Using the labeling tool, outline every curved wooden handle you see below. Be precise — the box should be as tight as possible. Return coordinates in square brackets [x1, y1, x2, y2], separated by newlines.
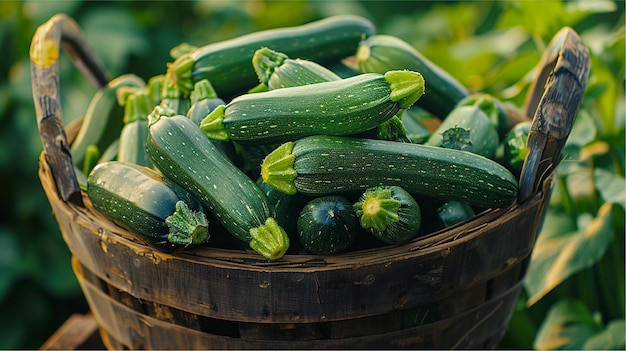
[518, 27, 590, 202]
[31, 14, 110, 205]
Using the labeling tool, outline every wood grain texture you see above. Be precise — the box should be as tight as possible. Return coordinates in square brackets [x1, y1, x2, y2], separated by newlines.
[519, 27, 591, 201]
[30, 14, 109, 205]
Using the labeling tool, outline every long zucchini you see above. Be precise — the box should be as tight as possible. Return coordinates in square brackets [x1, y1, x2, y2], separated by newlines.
[200, 70, 424, 145]
[167, 15, 376, 98]
[146, 113, 289, 260]
[261, 135, 518, 208]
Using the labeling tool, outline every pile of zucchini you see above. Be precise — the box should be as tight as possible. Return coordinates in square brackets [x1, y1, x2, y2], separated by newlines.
[76, 15, 529, 260]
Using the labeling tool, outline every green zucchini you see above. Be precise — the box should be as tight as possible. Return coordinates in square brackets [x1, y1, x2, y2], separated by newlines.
[401, 108, 432, 144]
[356, 34, 469, 119]
[354, 186, 421, 244]
[457, 93, 509, 139]
[497, 120, 531, 176]
[297, 195, 360, 255]
[160, 73, 191, 116]
[200, 70, 425, 145]
[258, 179, 309, 243]
[251, 47, 410, 143]
[252, 47, 342, 90]
[187, 79, 226, 126]
[426, 105, 499, 159]
[261, 135, 518, 208]
[146, 113, 289, 260]
[86, 161, 209, 251]
[167, 15, 376, 98]
[436, 200, 476, 227]
[117, 91, 153, 167]
[71, 74, 145, 168]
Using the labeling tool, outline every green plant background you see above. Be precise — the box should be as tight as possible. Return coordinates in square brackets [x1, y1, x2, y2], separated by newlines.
[1, 1, 623, 349]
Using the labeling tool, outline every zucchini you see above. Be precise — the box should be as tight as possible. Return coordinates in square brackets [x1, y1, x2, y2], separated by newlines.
[261, 135, 518, 208]
[426, 105, 499, 159]
[146, 113, 289, 260]
[187, 79, 225, 125]
[86, 161, 209, 251]
[167, 15, 376, 98]
[498, 120, 531, 176]
[258, 179, 309, 244]
[71, 74, 145, 168]
[186, 79, 236, 161]
[354, 186, 421, 244]
[356, 34, 469, 118]
[400, 108, 432, 144]
[200, 70, 425, 145]
[251, 47, 410, 143]
[146, 74, 166, 106]
[297, 195, 360, 255]
[457, 93, 509, 139]
[436, 200, 476, 227]
[252, 47, 341, 90]
[160, 73, 191, 116]
[117, 91, 153, 167]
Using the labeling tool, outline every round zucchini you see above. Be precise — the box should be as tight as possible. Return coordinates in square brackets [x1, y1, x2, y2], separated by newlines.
[354, 186, 421, 244]
[297, 195, 360, 255]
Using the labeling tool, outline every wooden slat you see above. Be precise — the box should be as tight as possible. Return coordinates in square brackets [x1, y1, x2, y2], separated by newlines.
[40, 313, 105, 350]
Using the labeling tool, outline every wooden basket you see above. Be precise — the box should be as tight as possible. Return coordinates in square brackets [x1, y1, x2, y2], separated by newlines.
[32, 14, 590, 350]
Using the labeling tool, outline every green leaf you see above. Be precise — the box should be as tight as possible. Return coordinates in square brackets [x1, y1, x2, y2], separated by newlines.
[525, 203, 615, 306]
[534, 299, 601, 350]
[583, 319, 626, 350]
[566, 111, 598, 148]
[594, 168, 626, 211]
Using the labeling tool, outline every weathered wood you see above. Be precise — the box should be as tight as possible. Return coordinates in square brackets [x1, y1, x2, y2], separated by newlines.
[73, 259, 523, 349]
[40, 313, 104, 350]
[30, 14, 109, 205]
[519, 27, 591, 201]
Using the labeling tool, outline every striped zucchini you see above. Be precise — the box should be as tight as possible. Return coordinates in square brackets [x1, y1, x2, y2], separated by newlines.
[200, 70, 424, 144]
[146, 113, 289, 260]
[356, 34, 469, 119]
[167, 15, 376, 98]
[252, 47, 410, 143]
[261, 135, 518, 208]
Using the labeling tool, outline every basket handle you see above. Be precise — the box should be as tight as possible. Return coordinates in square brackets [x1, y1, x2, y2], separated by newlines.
[31, 14, 110, 205]
[518, 27, 590, 203]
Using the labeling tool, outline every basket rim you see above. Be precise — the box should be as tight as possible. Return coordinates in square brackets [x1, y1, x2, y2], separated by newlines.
[40, 150, 546, 271]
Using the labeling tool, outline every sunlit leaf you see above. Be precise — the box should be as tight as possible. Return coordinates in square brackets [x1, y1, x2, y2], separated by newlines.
[567, 111, 598, 148]
[534, 299, 601, 350]
[525, 203, 615, 306]
[594, 168, 626, 210]
[583, 319, 626, 350]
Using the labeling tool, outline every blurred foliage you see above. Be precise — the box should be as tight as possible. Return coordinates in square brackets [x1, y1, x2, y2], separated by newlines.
[0, 0, 623, 349]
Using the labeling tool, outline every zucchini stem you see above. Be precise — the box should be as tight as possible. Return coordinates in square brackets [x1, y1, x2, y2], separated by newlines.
[354, 188, 401, 232]
[260, 142, 298, 195]
[199, 105, 230, 141]
[167, 54, 195, 95]
[252, 47, 288, 85]
[384, 70, 425, 109]
[165, 200, 210, 246]
[249, 217, 290, 260]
